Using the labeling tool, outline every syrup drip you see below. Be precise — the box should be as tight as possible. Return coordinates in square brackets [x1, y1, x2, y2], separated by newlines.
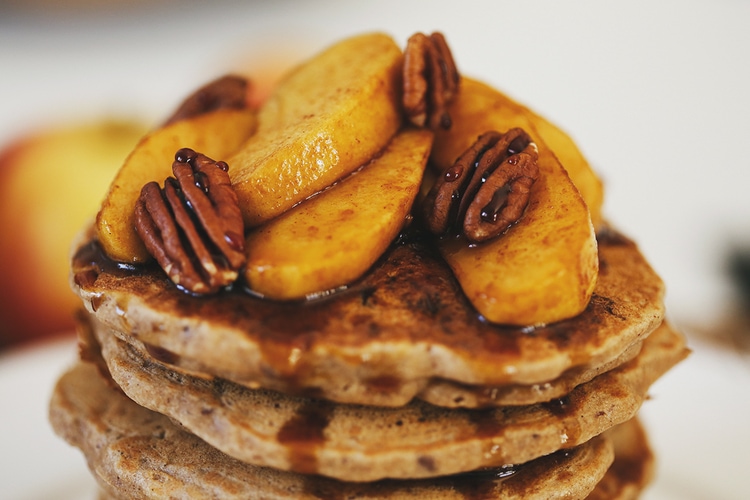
[365, 375, 403, 395]
[447, 465, 519, 499]
[72, 240, 149, 280]
[276, 399, 334, 474]
[467, 407, 504, 441]
[542, 394, 583, 446]
[144, 343, 180, 365]
[542, 395, 572, 416]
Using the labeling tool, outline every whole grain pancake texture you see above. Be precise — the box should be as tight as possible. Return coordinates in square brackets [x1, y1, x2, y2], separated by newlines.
[50, 31, 688, 499]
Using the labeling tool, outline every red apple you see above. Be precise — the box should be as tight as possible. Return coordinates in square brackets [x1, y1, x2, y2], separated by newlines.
[0, 54, 303, 350]
[0, 119, 146, 349]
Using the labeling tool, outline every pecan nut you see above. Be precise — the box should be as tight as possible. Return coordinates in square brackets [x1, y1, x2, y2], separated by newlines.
[403, 31, 460, 130]
[163, 75, 248, 126]
[134, 148, 246, 294]
[422, 128, 539, 243]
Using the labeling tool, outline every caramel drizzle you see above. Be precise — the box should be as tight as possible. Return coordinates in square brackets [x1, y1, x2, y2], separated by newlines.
[276, 399, 335, 474]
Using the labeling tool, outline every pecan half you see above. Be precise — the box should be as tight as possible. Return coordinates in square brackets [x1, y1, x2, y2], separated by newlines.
[422, 128, 539, 243]
[403, 32, 460, 130]
[163, 75, 248, 126]
[134, 148, 246, 294]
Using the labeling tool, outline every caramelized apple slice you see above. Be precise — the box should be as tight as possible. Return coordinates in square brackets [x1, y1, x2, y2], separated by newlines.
[228, 33, 404, 226]
[432, 77, 604, 229]
[432, 78, 598, 326]
[244, 128, 433, 300]
[96, 109, 257, 263]
[523, 109, 604, 230]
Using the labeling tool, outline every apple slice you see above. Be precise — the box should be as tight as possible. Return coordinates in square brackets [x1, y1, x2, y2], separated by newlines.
[432, 77, 604, 229]
[431, 78, 598, 326]
[96, 108, 257, 263]
[244, 128, 433, 300]
[522, 109, 604, 230]
[228, 32, 404, 227]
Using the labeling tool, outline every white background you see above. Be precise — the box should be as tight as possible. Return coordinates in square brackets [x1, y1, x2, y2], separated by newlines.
[1, 1, 749, 498]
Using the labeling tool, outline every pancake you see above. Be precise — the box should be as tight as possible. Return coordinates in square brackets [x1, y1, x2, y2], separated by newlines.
[71, 227, 665, 407]
[588, 418, 655, 500]
[417, 339, 643, 408]
[88, 313, 685, 481]
[90, 420, 655, 500]
[89, 312, 645, 409]
[50, 361, 616, 500]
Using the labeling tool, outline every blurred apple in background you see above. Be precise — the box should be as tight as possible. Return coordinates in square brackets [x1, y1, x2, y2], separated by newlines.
[0, 119, 146, 349]
[0, 48, 311, 351]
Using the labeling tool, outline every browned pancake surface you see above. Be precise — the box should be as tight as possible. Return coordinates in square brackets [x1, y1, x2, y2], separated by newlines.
[71, 229, 665, 407]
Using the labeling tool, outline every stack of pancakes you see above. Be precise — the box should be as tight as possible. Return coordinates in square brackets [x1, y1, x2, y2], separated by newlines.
[48, 30, 687, 500]
[50, 221, 687, 498]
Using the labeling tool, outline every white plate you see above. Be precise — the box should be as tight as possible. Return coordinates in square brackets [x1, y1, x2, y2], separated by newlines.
[0, 337, 98, 500]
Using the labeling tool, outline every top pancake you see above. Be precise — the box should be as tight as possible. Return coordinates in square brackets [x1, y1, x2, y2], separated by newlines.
[71, 227, 665, 407]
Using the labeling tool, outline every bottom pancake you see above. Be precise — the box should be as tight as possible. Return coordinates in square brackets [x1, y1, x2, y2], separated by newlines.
[51, 361, 615, 500]
[91, 419, 655, 500]
[91, 422, 655, 500]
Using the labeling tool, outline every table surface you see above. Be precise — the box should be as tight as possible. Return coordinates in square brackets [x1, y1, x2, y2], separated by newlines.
[1, 1, 749, 498]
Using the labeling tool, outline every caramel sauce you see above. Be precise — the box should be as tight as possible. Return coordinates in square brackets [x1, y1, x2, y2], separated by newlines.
[446, 465, 518, 499]
[298, 464, 519, 499]
[364, 375, 403, 395]
[90, 294, 104, 313]
[144, 343, 180, 366]
[541, 394, 583, 446]
[72, 240, 149, 281]
[466, 407, 504, 440]
[542, 395, 572, 416]
[276, 399, 334, 474]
